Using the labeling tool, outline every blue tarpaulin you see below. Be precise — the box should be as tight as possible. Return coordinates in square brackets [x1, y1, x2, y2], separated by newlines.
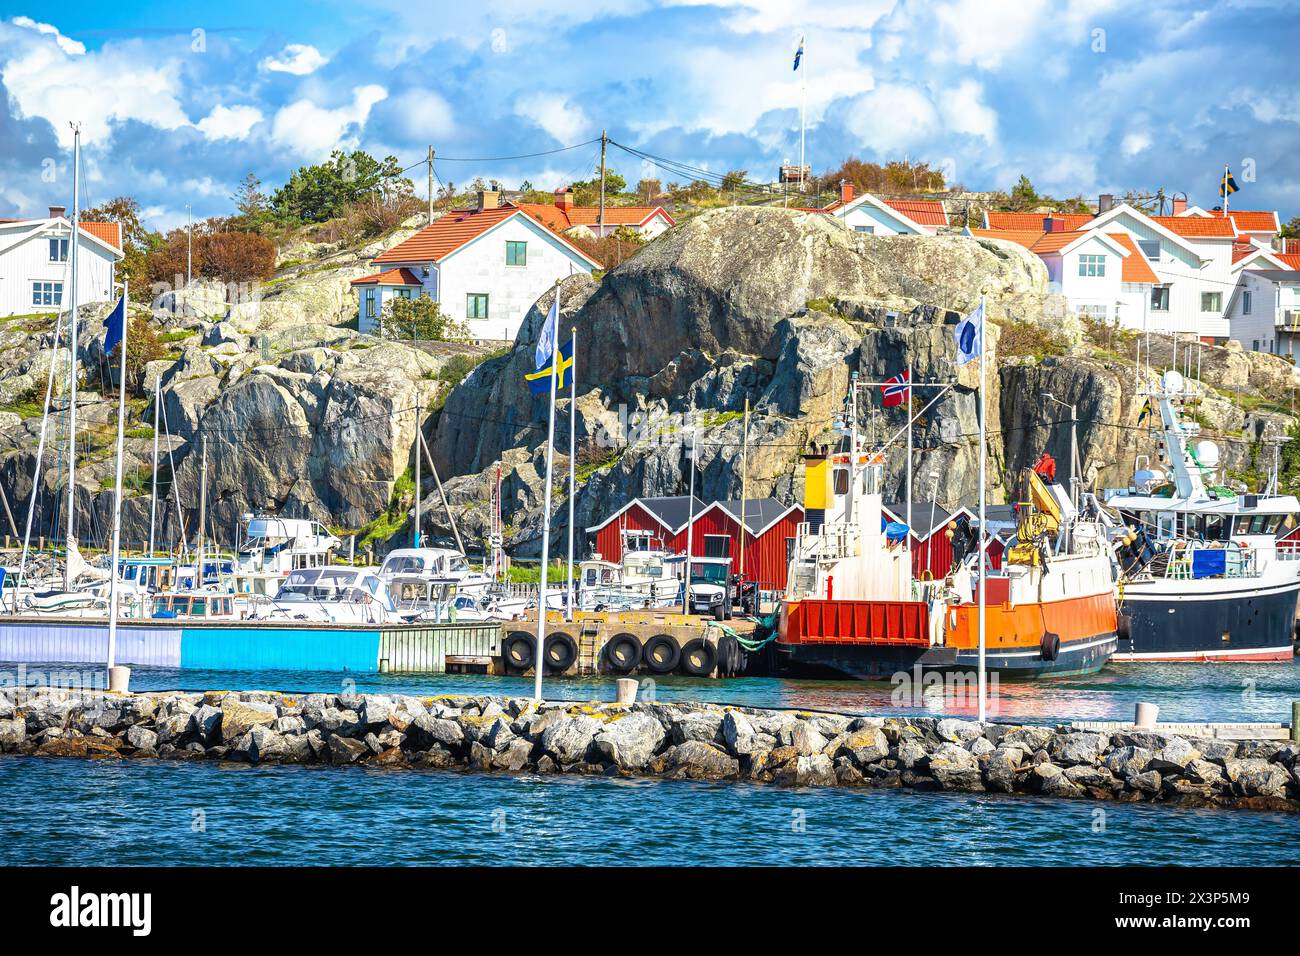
[1191, 549, 1227, 578]
[884, 521, 910, 543]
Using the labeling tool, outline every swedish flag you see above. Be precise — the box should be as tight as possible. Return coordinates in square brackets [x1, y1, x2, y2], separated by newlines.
[1220, 167, 1239, 198]
[1138, 397, 1154, 425]
[526, 337, 573, 395]
[793, 36, 804, 71]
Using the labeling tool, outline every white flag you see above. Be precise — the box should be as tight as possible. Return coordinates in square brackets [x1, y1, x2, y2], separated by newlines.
[535, 292, 559, 369]
[954, 300, 984, 366]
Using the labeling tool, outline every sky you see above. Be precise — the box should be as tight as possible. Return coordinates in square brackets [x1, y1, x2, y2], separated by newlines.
[2, 0, 1299, 231]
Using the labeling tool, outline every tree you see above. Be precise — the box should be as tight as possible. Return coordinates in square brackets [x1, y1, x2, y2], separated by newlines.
[636, 179, 662, 201]
[144, 227, 276, 288]
[721, 169, 749, 192]
[378, 295, 468, 341]
[84, 196, 154, 298]
[110, 314, 168, 394]
[816, 157, 948, 196]
[271, 150, 411, 223]
[1279, 216, 1300, 241]
[571, 169, 626, 206]
[1009, 175, 1040, 210]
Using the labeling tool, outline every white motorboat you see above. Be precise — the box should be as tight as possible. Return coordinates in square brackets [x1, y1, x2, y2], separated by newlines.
[231, 514, 341, 597]
[249, 566, 397, 625]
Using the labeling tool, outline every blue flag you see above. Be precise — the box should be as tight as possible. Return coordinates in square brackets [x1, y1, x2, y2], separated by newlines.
[526, 337, 573, 395]
[534, 291, 559, 370]
[954, 300, 984, 366]
[103, 293, 126, 357]
[793, 36, 804, 71]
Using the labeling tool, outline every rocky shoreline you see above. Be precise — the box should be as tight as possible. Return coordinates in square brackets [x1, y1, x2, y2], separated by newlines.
[1, 688, 1297, 811]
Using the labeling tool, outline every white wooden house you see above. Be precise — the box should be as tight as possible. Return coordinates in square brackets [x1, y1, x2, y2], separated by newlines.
[0, 206, 123, 317]
[352, 192, 601, 342]
[812, 183, 947, 236]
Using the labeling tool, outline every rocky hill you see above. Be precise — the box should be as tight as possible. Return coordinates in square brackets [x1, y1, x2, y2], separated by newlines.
[1, 206, 1297, 559]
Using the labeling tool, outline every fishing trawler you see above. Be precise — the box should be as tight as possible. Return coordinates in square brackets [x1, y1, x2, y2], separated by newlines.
[1107, 370, 1300, 661]
[776, 444, 1117, 680]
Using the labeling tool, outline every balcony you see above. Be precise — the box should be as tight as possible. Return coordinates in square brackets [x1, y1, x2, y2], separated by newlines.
[1277, 310, 1300, 330]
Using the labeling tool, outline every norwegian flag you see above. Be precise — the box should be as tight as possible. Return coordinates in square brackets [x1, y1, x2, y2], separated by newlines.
[881, 368, 910, 408]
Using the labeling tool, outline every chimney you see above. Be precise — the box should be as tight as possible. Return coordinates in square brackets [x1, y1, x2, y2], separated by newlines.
[1098, 193, 1115, 214]
[476, 190, 499, 212]
[1043, 216, 1065, 233]
[554, 187, 574, 211]
[48, 205, 66, 220]
[840, 180, 854, 205]
[1172, 197, 1188, 215]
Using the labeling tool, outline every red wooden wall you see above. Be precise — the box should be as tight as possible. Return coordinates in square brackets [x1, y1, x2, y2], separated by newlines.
[674, 505, 803, 591]
[590, 504, 672, 565]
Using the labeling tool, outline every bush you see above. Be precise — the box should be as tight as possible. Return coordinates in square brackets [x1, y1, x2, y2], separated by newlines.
[110, 316, 169, 394]
[379, 296, 468, 341]
[993, 319, 1068, 359]
[144, 228, 277, 287]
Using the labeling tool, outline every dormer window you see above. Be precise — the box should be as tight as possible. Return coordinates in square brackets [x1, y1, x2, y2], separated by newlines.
[1137, 239, 1160, 261]
[49, 237, 69, 262]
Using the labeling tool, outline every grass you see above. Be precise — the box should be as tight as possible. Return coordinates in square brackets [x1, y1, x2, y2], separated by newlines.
[352, 465, 415, 549]
[575, 445, 623, 482]
[805, 297, 840, 316]
[157, 330, 197, 345]
[992, 318, 1068, 360]
[125, 426, 155, 440]
[507, 561, 577, 584]
[701, 409, 743, 427]
[0, 385, 46, 419]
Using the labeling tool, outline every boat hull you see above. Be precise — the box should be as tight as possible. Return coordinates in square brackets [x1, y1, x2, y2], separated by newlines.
[1117, 577, 1300, 662]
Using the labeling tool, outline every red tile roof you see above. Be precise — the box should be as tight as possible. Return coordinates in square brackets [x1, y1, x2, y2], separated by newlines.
[1278, 254, 1300, 271]
[1107, 232, 1160, 284]
[372, 205, 600, 269]
[350, 267, 424, 287]
[1210, 209, 1279, 234]
[513, 202, 672, 231]
[81, 221, 122, 250]
[1150, 215, 1235, 238]
[986, 211, 1094, 231]
[882, 198, 947, 227]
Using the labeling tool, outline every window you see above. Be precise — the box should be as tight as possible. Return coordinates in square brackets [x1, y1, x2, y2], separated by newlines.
[31, 281, 63, 306]
[1150, 285, 1170, 311]
[364, 288, 377, 318]
[48, 237, 69, 262]
[1078, 254, 1106, 277]
[505, 240, 527, 266]
[704, 534, 731, 558]
[833, 467, 849, 496]
[854, 225, 875, 234]
[1242, 291, 1252, 315]
[1137, 239, 1160, 261]
[390, 288, 413, 301]
[467, 293, 489, 319]
[1201, 292, 1222, 312]
[1075, 304, 1108, 321]
[1253, 340, 1260, 352]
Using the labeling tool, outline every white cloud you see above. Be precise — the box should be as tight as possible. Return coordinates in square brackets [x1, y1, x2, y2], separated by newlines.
[381, 88, 456, 141]
[0, 21, 189, 147]
[196, 104, 264, 141]
[270, 85, 388, 158]
[1121, 131, 1152, 157]
[10, 16, 84, 55]
[845, 84, 939, 154]
[514, 92, 592, 144]
[261, 43, 329, 76]
[939, 80, 998, 143]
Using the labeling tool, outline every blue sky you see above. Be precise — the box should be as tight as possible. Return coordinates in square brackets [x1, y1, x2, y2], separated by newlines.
[3, 1, 1298, 231]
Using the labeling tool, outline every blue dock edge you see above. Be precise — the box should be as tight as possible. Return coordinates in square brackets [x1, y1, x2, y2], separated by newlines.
[0, 618, 501, 673]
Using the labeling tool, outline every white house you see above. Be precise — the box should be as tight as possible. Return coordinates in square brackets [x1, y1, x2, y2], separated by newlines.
[981, 202, 1254, 340]
[811, 183, 947, 236]
[515, 188, 676, 240]
[352, 191, 602, 342]
[0, 206, 123, 317]
[970, 217, 1158, 326]
[1225, 251, 1300, 357]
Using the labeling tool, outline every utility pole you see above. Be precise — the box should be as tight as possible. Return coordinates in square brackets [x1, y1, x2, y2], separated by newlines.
[427, 145, 435, 226]
[598, 129, 607, 236]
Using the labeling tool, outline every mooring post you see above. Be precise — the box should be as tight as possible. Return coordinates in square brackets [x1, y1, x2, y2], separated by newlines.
[1134, 701, 1158, 730]
[615, 678, 638, 705]
[108, 665, 131, 694]
[1292, 702, 1299, 743]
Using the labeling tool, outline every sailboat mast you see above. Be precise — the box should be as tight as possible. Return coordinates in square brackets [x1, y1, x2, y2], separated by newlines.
[63, 125, 81, 589]
[106, 283, 129, 673]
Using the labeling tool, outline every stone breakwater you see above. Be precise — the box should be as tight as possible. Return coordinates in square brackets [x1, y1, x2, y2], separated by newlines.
[1, 689, 1297, 811]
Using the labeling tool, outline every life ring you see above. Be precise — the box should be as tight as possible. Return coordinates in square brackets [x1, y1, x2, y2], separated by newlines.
[642, 634, 681, 673]
[603, 633, 642, 673]
[680, 638, 719, 677]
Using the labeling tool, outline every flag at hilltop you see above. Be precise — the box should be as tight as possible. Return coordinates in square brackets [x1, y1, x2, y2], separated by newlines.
[954, 300, 984, 366]
[1221, 167, 1239, 199]
[793, 36, 804, 71]
[881, 368, 910, 408]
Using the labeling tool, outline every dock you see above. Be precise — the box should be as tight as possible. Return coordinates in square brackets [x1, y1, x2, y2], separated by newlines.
[1071, 720, 1294, 741]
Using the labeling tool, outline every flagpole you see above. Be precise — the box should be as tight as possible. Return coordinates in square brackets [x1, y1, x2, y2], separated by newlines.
[533, 284, 561, 702]
[1223, 163, 1230, 216]
[977, 294, 988, 723]
[906, 362, 913, 560]
[64, 125, 81, 592]
[106, 283, 129, 688]
[149, 375, 160, 555]
[799, 36, 807, 194]
[565, 324, 577, 621]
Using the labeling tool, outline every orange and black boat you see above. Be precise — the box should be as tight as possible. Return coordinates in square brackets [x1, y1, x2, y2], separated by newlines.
[776, 448, 1117, 680]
